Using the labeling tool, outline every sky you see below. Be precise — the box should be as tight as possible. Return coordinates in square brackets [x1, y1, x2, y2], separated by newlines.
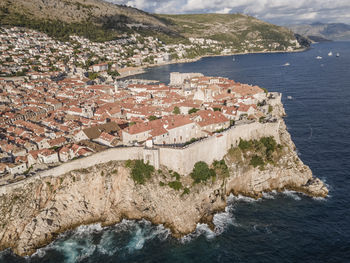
[107, 0, 350, 25]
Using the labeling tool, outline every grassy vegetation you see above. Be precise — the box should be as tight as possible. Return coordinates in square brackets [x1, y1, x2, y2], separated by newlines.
[249, 155, 265, 168]
[168, 180, 183, 191]
[212, 159, 229, 178]
[181, 187, 190, 196]
[237, 137, 280, 169]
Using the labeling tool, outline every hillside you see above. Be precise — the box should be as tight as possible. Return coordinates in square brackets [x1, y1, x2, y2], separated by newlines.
[0, 0, 181, 42]
[0, 0, 307, 49]
[158, 13, 302, 49]
[289, 22, 350, 41]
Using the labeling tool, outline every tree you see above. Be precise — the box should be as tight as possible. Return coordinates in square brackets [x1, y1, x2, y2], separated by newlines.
[173, 106, 180, 115]
[148, 115, 158, 121]
[190, 161, 216, 184]
[188, 108, 199, 114]
[130, 160, 155, 184]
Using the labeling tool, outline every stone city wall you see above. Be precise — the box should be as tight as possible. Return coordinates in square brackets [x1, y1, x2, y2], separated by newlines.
[159, 121, 280, 174]
[0, 121, 280, 194]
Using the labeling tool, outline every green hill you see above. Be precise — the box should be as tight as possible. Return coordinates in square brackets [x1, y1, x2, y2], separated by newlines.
[0, 0, 308, 49]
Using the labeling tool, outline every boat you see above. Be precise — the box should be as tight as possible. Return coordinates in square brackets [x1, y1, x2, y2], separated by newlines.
[336, 53, 340, 57]
[316, 56, 322, 59]
[328, 51, 333, 56]
[287, 96, 293, 100]
[283, 62, 290, 66]
[232, 56, 235, 61]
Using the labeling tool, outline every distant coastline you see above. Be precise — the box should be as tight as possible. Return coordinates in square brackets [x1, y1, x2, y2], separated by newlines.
[117, 47, 309, 79]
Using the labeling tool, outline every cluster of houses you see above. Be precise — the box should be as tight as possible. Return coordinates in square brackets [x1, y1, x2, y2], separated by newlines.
[0, 68, 278, 180]
[0, 26, 302, 81]
[0, 25, 287, 181]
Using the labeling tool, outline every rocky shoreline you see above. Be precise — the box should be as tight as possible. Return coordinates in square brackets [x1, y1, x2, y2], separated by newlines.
[0, 112, 328, 257]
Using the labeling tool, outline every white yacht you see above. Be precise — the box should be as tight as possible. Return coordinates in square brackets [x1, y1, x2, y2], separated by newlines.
[283, 62, 290, 66]
[316, 56, 322, 59]
[328, 51, 333, 56]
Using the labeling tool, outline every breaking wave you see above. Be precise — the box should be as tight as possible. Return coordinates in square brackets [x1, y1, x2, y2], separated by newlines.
[30, 220, 170, 263]
[281, 190, 302, 201]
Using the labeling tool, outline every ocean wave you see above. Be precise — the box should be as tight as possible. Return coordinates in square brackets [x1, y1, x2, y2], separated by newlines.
[180, 223, 216, 244]
[262, 190, 277, 199]
[29, 220, 170, 262]
[312, 195, 329, 201]
[281, 190, 302, 201]
[181, 205, 238, 244]
[30, 224, 105, 262]
[229, 194, 259, 203]
[125, 220, 170, 252]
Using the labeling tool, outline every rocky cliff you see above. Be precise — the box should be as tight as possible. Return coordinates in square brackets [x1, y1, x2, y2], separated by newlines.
[0, 115, 328, 257]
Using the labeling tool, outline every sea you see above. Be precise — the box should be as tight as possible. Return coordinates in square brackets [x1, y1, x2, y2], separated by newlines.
[1, 41, 349, 263]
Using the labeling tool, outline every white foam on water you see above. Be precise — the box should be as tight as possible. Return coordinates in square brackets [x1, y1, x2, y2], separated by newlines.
[126, 221, 170, 252]
[230, 194, 260, 203]
[213, 206, 239, 235]
[97, 229, 119, 256]
[312, 196, 328, 201]
[30, 224, 104, 262]
[31, 247, 47, 258]
[74, 223, 104, 236]
[262, 191, 276, 199]
[282, 190, 301, 201]
[180, 222, 220, 244]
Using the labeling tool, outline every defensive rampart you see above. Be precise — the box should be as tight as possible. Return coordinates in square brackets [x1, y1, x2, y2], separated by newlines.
[0, 121, 280, 194]
[159, 121, 280, 174]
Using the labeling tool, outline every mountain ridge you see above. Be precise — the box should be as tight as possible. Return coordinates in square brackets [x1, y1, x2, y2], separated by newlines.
[289, 22, 350, 41]
[0, 0, 308, 48]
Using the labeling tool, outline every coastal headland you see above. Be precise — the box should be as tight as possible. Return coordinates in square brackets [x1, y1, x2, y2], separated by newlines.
[0, 97, 328, 257]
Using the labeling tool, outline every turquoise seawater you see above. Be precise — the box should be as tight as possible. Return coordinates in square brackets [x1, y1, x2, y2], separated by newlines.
[1, 42, 350, 263]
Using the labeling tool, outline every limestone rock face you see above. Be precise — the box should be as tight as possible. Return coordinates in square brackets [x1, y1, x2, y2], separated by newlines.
[0, 120, 327, 257]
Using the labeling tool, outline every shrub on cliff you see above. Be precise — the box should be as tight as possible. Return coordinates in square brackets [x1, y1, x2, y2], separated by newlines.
[130, 160, 155, 184]
[250, 155, 265, 168]
[239, 139, 252, 150]
[213, 159, 229, 178]
[260, 136, 277, 159]
[168, 181, 183, 191]
[190, 161, 216, 184]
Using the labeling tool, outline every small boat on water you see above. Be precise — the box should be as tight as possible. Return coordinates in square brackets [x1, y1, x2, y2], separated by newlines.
[287, 96, 293, 100]
[283, 62, 290, 66]
[336, 53, 340, 57]
[328, 51, 333, 56]
[232, 57, 235, 61]
[316, 56, 322, 59]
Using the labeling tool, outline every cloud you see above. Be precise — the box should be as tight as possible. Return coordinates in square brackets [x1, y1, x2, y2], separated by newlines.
[215, 8, 232, 14]
[107, 0, 350, 24]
